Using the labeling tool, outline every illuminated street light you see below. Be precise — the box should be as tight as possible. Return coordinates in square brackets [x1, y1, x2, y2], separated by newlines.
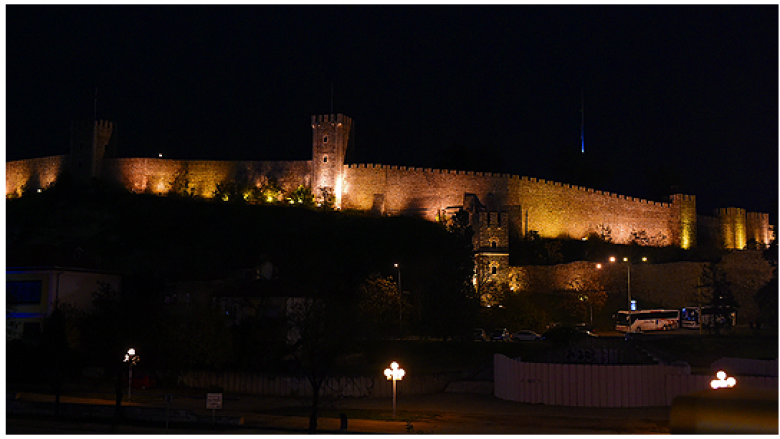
[711, 370, 737, 389]
[598, 256, 647, 331]
[384, 361, 405, 418]
[124, 348, 140, 401]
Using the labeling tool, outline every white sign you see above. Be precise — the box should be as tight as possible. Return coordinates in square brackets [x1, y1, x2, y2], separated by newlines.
[206, 393, 223, 410]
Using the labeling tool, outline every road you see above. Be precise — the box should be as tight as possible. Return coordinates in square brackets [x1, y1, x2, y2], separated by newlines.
[7, 391, 671, 434]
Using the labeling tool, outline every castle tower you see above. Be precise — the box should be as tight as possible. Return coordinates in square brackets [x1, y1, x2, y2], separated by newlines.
[746, 212, 771, 249]
[311, 114, 353, 208]
[670, 194, 697, 249]
[69, 120, 115, 183]
[461, 193, 510, 295]
[474, 210, 510, 285]
[717, 207, 747, 250]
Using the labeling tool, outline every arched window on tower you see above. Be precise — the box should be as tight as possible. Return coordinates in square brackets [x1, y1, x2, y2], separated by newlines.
[491, 266, 498, 275]
[491, 241, 497, 248]
[323, 156, 328, 163]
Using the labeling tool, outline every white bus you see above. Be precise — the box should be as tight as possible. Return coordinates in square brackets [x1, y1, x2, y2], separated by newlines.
[680, 306, 736, 329]
[614, 309, 680, 332]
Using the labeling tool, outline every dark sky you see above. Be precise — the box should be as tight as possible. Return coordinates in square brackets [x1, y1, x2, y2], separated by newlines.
[6, 5, 778, 220]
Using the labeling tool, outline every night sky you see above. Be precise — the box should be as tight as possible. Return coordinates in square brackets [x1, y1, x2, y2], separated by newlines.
[6, 5, 778, 221]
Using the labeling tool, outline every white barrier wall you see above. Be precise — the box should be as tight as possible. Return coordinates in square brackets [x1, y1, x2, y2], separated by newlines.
[494, 354, 778, 408]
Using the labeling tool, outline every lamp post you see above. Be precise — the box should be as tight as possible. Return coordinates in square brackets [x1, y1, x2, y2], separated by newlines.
[394, 263, 402, 339]
[384, 361, 405, 418]
[598, 256, 646, 331]
[123, 348, 139, 401]
[579, 295, 593, 327]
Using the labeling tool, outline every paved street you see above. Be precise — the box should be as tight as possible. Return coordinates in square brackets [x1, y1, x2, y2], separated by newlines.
[7, 390, 671, 434]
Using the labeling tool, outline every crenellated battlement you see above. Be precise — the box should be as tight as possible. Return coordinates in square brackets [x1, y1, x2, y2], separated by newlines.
[345, 163, 674, 207]
[312, 113, 352, 127]
[6, 112, 772, 255]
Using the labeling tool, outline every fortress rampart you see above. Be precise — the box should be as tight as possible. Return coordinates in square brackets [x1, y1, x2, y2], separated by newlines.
[6, 154, 67, 197]
[342, 163, 694, 247]
[5, 113, 772, 254]
[99, 158, 311, 197]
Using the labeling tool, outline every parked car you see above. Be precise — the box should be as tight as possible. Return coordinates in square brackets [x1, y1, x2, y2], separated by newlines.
[473, 328, 488, 341]
[490, 328, 510, 341]
[510, 330, 542, 341]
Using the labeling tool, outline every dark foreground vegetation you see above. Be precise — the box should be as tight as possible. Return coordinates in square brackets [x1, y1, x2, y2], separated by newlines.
[7, 179, 777, 432]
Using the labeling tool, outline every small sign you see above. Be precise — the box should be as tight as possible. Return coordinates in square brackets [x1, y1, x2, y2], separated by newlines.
[206, 393, 223, 410]
[630, 300, 637, 311]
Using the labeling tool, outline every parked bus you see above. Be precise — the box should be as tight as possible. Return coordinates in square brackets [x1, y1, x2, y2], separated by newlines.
[680, 306, 736, 330]
[614, 309, 680, 332]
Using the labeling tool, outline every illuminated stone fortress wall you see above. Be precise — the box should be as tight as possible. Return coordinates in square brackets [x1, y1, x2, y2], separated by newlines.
[341, 164, 697, 248]
[6, 114, 772, 255]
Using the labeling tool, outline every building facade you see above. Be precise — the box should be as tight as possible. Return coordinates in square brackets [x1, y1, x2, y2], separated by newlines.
[6, 267, 122, 339]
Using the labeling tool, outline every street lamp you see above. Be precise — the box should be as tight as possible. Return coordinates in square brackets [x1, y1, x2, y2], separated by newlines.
[710, 370, 737, 389]
[598, 256, 647, 331]
[384, 361, 405, 418]
[579, 295, 593, 327]
[123, 348, 139, 401]
[394, 263, 402, 339]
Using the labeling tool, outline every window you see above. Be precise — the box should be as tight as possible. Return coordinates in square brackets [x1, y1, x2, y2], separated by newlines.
[491, 241, 497, 248]
[323, 156, 328, 163]
[323, 136, 328, 143]
[491, 266, 498, 275]
[7, 281, 43, 304]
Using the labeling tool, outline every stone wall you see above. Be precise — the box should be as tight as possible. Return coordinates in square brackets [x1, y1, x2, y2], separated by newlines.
[342, 164, 687, 246]
[518, 177, 686, 246]
[506, 251, 774, 323]
[342, 164, 510, 220]
[99, 158, 311, 198]
[5, 155, 68, 196]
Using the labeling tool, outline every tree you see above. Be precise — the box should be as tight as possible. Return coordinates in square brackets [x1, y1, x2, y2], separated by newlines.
[564, 276, 607, 326]
[700, 263, 738, 334]
[259, 176, 283, 204]
[214, 180, 243, 203]
[286, 296, 355, 433]
[755, 241, 777, 328]
[318, 187, 335, 210]
[168, 164, 194, 198]
[421, 208, 480, 339]
[491, 285, 550, 331]
[356, 274, 405, 338]
[287, 185, 315, 207]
